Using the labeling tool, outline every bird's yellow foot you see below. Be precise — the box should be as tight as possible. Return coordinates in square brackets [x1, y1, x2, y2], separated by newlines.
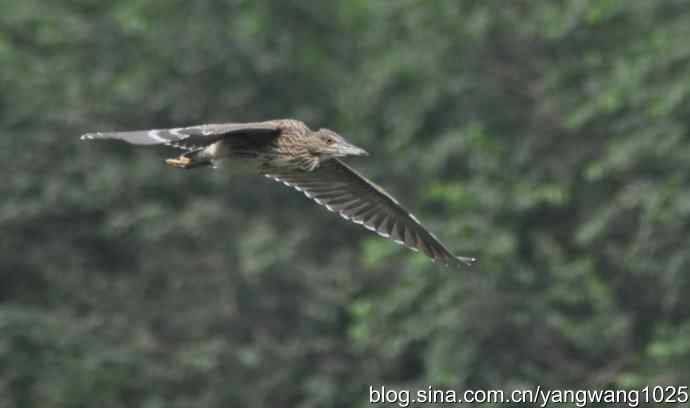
[165, 156, 192, 168]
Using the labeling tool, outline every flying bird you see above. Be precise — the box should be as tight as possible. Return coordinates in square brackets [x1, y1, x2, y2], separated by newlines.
[81, 119, 476, 268]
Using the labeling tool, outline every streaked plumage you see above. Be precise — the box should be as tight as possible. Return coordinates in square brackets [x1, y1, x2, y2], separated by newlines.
[82, 119, 476, 268]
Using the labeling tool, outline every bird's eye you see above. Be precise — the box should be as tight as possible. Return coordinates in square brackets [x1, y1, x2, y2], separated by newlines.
[326, 138, 335, 145]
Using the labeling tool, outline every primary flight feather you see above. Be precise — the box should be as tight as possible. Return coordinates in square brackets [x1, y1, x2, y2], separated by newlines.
[82, 119, 476, 268]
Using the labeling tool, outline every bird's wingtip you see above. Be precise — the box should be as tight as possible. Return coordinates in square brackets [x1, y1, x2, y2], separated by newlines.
[80, 132, 103, 141]
[432, 255, 477, 269]
[455, 255, 477, 268]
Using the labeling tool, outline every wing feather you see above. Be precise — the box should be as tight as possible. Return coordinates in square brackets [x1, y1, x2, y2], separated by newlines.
[266, 159, 475, 268]
[81, 121, 281, 151]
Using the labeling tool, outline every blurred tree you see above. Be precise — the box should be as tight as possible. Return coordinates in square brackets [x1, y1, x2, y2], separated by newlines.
[1, 0, 688, 407]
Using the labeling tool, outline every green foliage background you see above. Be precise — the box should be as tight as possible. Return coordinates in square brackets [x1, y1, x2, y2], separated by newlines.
[2, 1, 689, 406]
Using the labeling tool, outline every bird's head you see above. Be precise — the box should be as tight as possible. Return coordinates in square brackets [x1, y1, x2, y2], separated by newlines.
[311, 129, 369, 160]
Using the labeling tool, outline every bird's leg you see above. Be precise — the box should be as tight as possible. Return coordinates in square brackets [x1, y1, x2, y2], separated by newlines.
[165, 155, 192, 169]
[166, 152, 213, 169]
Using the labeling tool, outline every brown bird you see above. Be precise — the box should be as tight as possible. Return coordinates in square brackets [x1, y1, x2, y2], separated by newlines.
[81, 119, 476, 268]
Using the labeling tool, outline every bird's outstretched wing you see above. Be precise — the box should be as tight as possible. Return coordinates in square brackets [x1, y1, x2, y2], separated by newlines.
[266, 159, 476, 268]
[81, 122, 281, 151]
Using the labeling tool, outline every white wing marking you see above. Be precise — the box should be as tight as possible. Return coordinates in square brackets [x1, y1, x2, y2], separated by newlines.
[169, 128, 186, 137]
[148, 130, 168, 143]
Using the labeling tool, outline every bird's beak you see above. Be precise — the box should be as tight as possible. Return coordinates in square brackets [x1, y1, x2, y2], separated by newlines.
[341, 142, 369, 156]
